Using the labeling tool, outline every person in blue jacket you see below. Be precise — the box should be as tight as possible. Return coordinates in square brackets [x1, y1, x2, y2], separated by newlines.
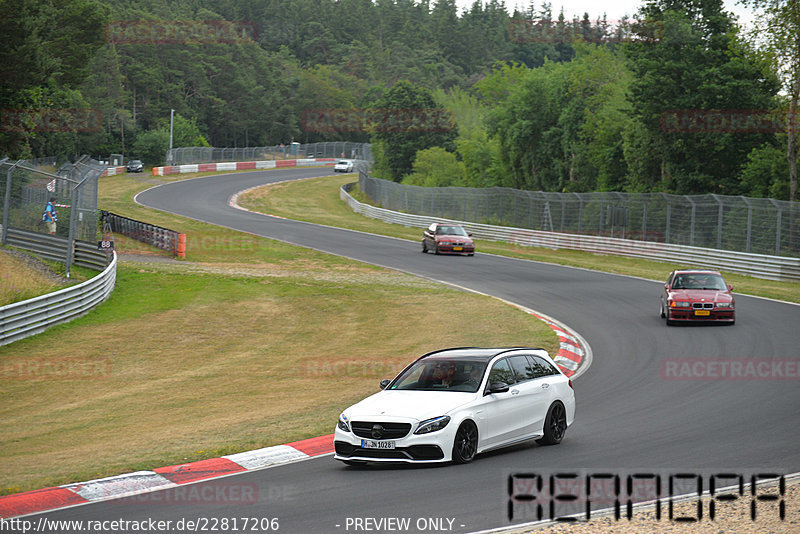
[43, 197, 57, 234]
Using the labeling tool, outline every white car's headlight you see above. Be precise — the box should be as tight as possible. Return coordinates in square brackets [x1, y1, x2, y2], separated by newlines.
[414, 415, 451, 435]
[338, 413, 351, 432]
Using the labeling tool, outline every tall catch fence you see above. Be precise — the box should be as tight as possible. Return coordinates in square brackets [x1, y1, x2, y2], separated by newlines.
[167, 142, 372, 165]
[1, 155, 106, 274]
[359, 173, 800, 258]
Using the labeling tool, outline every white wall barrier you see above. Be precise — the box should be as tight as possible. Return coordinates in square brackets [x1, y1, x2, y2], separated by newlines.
[152, 158, 335, 176]
[102, 166, 126, 176]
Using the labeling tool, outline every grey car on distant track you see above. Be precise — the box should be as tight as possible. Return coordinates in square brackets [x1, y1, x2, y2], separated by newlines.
[126, 159, 143, 173]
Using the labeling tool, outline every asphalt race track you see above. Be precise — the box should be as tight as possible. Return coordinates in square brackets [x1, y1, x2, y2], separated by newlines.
[36, 168, 800, 533]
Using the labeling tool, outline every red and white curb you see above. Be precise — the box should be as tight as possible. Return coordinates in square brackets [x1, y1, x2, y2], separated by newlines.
[507, 304, 591, 379]
[532, 314, 587, 378]
[0, 435, 334, 519]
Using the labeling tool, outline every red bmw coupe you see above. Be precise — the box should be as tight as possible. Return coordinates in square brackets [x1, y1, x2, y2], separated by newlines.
[660, 269, 735, 325]
[421, 223, 475, 256]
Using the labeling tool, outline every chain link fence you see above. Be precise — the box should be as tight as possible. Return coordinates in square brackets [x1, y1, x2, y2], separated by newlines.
[1, 155, 106, 273]
[167, 142, 372, 165]
[359, 173, 800, 258]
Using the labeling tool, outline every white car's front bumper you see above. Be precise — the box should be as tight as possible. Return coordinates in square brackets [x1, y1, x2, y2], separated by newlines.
[333, 421, 458, 463]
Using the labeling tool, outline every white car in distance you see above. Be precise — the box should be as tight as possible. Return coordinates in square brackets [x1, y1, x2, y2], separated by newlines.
[334, 159, 355, 172]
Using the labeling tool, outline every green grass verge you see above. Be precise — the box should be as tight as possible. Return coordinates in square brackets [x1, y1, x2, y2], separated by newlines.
[0, 249, 92, 307]
[0, 251, 62, 306]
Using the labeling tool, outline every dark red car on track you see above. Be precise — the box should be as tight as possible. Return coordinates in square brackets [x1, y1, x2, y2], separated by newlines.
[422, 223, 475, 256]
[660, 269, 735, 325]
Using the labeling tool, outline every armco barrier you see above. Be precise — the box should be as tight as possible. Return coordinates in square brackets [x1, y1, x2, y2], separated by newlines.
[151, 158, 334, 176]
[0, 251, 117, 347]
[4, 227, 110, 271]
[340, 183, 800, 282]
[101, 211, 185, 258]
[359, 173, 800, 258]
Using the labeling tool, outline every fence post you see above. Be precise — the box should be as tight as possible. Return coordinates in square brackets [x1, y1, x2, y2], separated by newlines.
[712, 194, 723, 250]
[599, 195, 605, 236]
[742, 196, 753, 253]
[65, 171, 79, 278]
[642, 198, 648, 241]
[2, 159, 17, 246]
[770, 199, 782, 256]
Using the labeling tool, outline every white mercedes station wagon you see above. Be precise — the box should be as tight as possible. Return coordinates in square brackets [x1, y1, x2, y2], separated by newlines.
[334, 347, 575, 465]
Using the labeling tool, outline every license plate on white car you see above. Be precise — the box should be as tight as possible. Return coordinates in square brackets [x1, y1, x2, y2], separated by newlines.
[361, 439, 395, 449]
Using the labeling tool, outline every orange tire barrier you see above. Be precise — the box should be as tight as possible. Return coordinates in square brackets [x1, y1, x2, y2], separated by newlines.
[177, 233, 186, 259]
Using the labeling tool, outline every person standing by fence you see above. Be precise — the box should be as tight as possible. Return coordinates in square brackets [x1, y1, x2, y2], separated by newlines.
[42, 197, 57, 235]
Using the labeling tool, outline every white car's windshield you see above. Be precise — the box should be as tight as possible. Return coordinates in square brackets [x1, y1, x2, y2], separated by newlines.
[389, 358, 488, 393]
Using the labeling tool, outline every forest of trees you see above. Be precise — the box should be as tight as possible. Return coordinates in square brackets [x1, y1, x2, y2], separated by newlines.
[0, 0, 797, 200]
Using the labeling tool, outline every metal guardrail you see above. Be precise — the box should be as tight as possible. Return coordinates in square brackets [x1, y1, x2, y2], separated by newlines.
[358, 173, 800, 258]
[3, 227, 110, 270]
[0, 250, 117, 347]
[341, 183, 800, 282]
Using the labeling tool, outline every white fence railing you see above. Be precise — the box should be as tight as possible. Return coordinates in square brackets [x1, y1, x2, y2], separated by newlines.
[341, 183, 800, 282]
[0, 251, 117, 346]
